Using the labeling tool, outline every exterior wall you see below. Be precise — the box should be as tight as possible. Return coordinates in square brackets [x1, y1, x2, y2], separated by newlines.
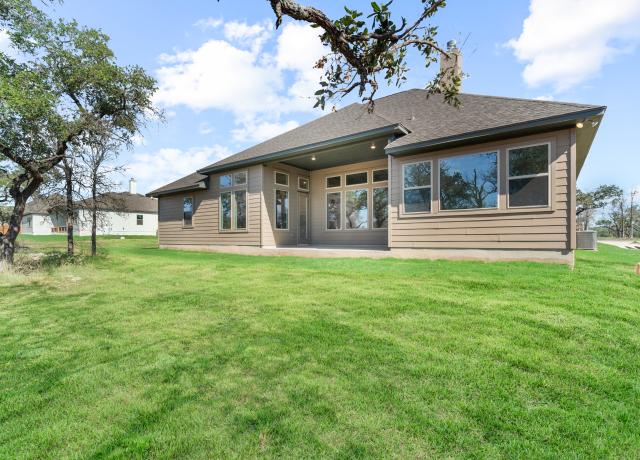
[261, 163, 310, 247]
[20, 213, 54, 235]
[157, 165, 262, 246]
[309, 158, 388, 246]
[75, 210, 158, 236]
[389, 130, 574, 252]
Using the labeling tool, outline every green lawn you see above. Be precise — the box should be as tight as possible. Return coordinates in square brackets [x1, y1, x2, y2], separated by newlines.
[1, 236, 639, 459]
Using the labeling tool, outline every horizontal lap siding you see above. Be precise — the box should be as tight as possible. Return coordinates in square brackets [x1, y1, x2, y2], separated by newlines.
[389, 130, 572, 250]
[310, 159, 388, 246]
[157, 165, 261, 246]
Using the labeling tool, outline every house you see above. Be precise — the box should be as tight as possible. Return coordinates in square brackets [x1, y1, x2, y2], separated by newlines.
[148, 44, 605, 264]
[21, 179, 159, 236]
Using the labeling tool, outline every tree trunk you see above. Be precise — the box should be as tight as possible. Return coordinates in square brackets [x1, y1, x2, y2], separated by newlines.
[63, 160, 75, 257]
[0, 176, 40, 267]
[91, 177, 97, 257]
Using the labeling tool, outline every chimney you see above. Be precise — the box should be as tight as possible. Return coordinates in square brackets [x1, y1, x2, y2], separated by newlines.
[129, 178, 137, 195]
[440, 39, 462, 89]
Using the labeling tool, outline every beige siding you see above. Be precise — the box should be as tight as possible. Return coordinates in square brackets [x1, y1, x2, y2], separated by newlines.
[261, 163, 309, 247]
[309, 159, 388, 246]
[389, 130, 573, 250]
[157, 165, 262, 246]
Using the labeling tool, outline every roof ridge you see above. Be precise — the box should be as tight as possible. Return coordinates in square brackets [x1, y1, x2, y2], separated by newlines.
[458, 91, 603, 109]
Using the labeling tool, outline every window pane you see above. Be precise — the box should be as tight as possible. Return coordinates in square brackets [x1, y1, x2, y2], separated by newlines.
[220, 174, 232, 188]
[183, 197, 193, 226]
[404, 188, 431, 213]
[326, 192, 341, 229]
[298, 177, 309, 191]
[275, 172, 289, 186]
[440, 152, 498, 210]
[509, 144, 548, 177]
[326, 176, 341, 188]
[234, 190, 247, 229]
[373, 187, 388, 229]
[220, 192, 232, 230]
[345, 189, 368, 229]
[509, 176, 549, 207]
[233, 171, 247, 186]
[275, 189, 288, 229]
[345, 171, 368, 186]
[403, 162, 431, 188]
[373, 169, 388, 182]
[137, 214, 143, 225]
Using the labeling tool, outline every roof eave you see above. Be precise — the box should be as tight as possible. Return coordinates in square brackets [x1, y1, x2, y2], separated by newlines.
[197, 124, 409, 175]
[146, 182, 208, 198]
[385, 107, 607, 156]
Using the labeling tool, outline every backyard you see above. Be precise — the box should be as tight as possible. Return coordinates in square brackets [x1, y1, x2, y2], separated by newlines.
[1, 236, 639, 458]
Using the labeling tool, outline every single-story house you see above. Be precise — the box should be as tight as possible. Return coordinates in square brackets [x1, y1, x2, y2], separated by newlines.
[22, 179, 158, 236]
[148, 47, 604, 264]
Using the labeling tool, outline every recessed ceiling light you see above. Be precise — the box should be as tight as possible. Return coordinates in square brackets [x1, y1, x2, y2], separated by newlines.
[576, 121, 584, 129]
[370, 142, 376, 150]
[311, 155, 316, 161]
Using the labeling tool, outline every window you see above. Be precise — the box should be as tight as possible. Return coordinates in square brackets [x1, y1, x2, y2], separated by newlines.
[440, 152, 498, 210]
[326, 175, 341, 189]
[275, 171, 289, 187]
[233, 171, 247, 186]
[508, 144, 550, 207]
[346, 171, 368, 186]
[403, 161, 431, 213]
[219, 174, 232, 188]
[372, 168, 388, 183]
[275, 189, 289, 229]
[326, 192, 341, 230]
[234, 190, 247, 229]
[183, 197, 193, 227]
[220, 192, 232, 230]
[345, 189, 368, 229]
[136, 214, 144, 226]
[298, 177, 310, 191]
[373, 187, 388, 229]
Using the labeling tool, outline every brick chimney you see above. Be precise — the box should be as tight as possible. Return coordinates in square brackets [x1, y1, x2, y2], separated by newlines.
[129, 178, 137, 195]
[440, 40, 462, 88]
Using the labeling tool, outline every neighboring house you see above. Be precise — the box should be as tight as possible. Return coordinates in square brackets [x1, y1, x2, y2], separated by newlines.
[148, 45, 605, 264]
[21, 180, 158, 236]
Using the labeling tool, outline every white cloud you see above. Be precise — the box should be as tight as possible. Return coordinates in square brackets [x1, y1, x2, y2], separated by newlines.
[232, 118, 300, 143]
[534, 94, 554, 101]
[194, 17, 223, 30]
[127, 145, 232, 193]
[198, 122, 213, 135]
[154, 20, 327, 142]
[131, 134, 147, 146]
[507, 0, 640, 92]
[0, 29, 14, 56]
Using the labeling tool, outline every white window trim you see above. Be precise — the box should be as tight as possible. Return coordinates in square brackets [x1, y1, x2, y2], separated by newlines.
[344, 188, 369, 230]
[345, 170, 369, 187]
[219, 173, 233, 189]
[274, 188, 289, 231]
[402, 160, 433, 215]
[183, 195, 194, 228]
[325, 190, 342, 231]
[325, 174, 342, 189]
[506, 142, 551, 209]
[438, 150, 500, 212]
[232, 170, 248, 187]
[372, 168, 389, 184]
[298, 176, 310, 192]
[372, 186, 389, 231]
[274, 170, 289, 187]
[219, 188, 248, 232]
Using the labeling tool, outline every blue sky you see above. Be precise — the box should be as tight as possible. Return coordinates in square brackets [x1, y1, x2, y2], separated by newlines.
[28, 0, 640, 194]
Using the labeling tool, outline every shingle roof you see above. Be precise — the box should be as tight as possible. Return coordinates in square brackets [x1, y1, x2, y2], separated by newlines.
[146, 172, 208, 197]
[80, 192, 158, 214]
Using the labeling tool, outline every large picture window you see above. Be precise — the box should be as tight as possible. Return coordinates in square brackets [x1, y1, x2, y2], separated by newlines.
[440, 152, 498, 210]
[345, 189, 368, 229]
[403, 161, 431, 213]
[275, 189, 289, 229]
[220, 192, 232, 230]
[508, 144, 550, 207]
[234, 190, 247, 229]
[183, 197, 193, 227]
[373, 187, 388, 229]
[326, 192, 341, 230]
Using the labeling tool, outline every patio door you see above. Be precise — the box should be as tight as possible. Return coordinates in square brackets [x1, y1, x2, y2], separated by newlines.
[298, 192, 310, 245]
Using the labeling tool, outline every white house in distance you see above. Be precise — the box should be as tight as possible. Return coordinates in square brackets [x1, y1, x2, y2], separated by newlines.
[21, 179, 158, 236]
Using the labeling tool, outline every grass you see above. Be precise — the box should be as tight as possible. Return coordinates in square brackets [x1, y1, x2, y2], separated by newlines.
[1, 236, 639, 459]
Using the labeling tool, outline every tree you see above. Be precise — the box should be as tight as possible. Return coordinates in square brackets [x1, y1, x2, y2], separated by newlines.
[576, 184, 621, 230]
[261, 0, 459, 109]
[0, 0, 157, 266]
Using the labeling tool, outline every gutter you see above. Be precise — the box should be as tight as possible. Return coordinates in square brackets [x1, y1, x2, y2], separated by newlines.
[385, 106, 607, 156]
[197, 124, 409, 175]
